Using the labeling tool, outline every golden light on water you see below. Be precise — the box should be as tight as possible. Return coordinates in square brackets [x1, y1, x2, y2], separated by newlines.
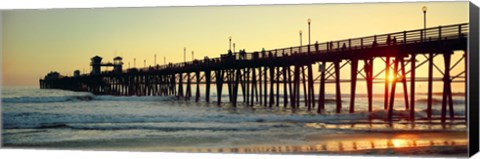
[391, 139, 409, 148]
[100, 128, 467, 153]
[173, 137, 467, 153]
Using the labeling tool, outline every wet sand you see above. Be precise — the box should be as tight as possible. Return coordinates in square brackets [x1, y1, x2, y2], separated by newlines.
[5, 131, 468, 157]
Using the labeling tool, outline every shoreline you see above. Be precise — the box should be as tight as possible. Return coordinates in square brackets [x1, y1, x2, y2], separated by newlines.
[3, 131, 468, 157]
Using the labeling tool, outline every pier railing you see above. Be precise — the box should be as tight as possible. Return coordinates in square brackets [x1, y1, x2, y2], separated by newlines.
[127, 23, 468, 74]
[72, 23, 468, 76]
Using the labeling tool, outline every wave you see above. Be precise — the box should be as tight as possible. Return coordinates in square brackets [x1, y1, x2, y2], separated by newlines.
[3, 122, 272, 132]
[2, 95, 94, 103]
[2, 95, 175, 103]
[417, 92, 466, 96]
[72, 123, 273, 132]
[93, 95, 176, 102]
[416, 98, 464, 105]
[2, 111, 369, 129]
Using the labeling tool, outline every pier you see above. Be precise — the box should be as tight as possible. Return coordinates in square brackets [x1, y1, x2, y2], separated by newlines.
[39, 23, 469, 122]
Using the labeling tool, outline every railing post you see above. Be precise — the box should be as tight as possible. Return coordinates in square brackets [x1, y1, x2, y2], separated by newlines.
[420, 30, 423, 42]
[361, 38, 363, 49]
[308, 43, 311, 54]
[458, 25, 462, 38]
[438, 25, 442, 40]
[403, 31, 407, 44]
[348, 39, 351, 50]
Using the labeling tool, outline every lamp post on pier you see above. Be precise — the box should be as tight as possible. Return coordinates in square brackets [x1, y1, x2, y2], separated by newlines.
[299, 30, 303, 53]
[299, 30, 303, 46]
[423, 6, 427, 29]
[229, 36, 232, 52]
[422, 6, 427, 40]
[300, 30, 303, 45]
[184, 47, 186, 63]
[307, 18, 311, 46]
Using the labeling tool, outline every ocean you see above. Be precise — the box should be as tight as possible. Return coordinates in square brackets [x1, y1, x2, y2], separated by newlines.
[1, 86, 468, 155]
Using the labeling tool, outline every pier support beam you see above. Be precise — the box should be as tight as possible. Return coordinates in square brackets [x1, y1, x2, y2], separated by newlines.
[186, 73, 192, 100]
[233, 69, 241, 107]
[283, 66, 289, 107]
[206, 70, 211, 102]
[384, 56, 390, 110]
[350, 59, 358, 113]
[288, 66, 294, 108]
[364, 58, 374, 112]
[259, 67, 263, 105]
[276, 67, 280, 107]
[293, 65, 300, 109]
[178, 73, 184, 99]
[400, 58, 409, 110]
[246, 68, 251, 105]
[195, 71, 200, 102]
[318, 61, 326, 113]
[427, 52, 434, 119]
[264, 66, 268, 107]
[302, 66, 308, 107]
[269, 66, 275, 107]
[410, 54, 416, 121]
[241, 69, 246, 103]
[441, 52, 453, 123]
[251, 67, 257, 106]
[387, 57, 400, 122]
[226, 69, 234, 103]
[215, 70, 224, 106]
[307, 64, 315, 110]
[335, 61, 342, 113]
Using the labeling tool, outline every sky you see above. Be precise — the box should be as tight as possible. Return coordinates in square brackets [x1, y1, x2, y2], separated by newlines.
[2, 1, 469, 86]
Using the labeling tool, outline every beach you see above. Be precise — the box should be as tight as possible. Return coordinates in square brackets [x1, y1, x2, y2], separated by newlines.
[1, 86, 468, 157]
[6, 131, 467, 157]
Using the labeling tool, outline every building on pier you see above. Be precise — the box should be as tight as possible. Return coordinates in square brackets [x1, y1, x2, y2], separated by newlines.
[74, 70, 81, 77]
[91, 56, 103, 75]
[91, 55, 124, 75]
[44, 71, 61, 80]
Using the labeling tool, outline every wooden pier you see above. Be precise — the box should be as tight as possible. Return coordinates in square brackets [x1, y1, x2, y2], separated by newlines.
[40, 23, 469, 123]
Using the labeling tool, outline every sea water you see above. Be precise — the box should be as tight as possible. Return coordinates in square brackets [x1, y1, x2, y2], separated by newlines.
[1, 86, 467, 153]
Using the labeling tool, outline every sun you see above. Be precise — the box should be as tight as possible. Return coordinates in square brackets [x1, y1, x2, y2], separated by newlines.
[388, 73, 395, 82]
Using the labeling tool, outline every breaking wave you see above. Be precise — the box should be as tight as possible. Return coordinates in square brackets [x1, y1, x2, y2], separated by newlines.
[2, 95, 175, 103]
[2, 95, 94, 103]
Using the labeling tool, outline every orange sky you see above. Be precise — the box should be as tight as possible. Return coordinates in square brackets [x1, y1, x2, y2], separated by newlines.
[2, 1, 469, 86]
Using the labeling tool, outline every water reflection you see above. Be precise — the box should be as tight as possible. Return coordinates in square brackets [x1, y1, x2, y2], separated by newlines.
[179, 138, 467, 153]
[303, 120, 466, 131]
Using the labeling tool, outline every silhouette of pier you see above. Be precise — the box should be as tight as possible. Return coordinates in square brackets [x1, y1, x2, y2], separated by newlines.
[39, 23, 469, 122]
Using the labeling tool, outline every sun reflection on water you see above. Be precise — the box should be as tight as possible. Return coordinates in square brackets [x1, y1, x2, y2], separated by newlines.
[175, 136, 467, 153]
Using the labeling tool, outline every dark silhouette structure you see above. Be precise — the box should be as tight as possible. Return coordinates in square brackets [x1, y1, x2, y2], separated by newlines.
[39, 23, 469, 123]
[90, 56, 124, 75]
